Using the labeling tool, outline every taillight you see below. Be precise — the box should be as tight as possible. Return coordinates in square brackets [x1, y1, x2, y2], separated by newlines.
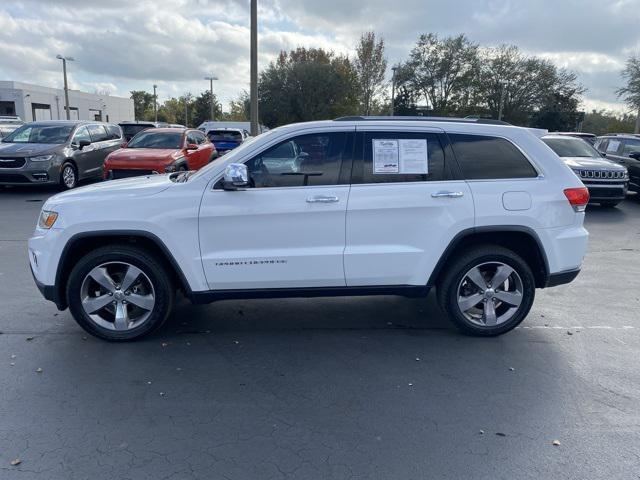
[564, 187, 589, 212]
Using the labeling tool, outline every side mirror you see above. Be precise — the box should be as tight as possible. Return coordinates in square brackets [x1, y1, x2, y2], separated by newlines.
[78, 139, 91, 150]
[186, 143, 198, 151]
[629, 152, 640, 160]
[601, 152, 607, 157]
[222, 163, 249, 190]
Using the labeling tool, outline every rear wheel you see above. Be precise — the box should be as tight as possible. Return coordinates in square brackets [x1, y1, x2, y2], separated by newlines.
[437, 245, 535, 336]
[60, 162, 77, 189]
[67, 245, 174, 341]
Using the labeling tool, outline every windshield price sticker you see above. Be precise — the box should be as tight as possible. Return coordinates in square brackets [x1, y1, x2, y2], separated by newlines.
[373, 139, 429, 174]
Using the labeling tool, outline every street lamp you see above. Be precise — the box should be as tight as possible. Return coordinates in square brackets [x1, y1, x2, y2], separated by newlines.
[56, 54, 74, 120]
[153, 84, 158, 123]
[250, 0, 258, 135]
[204, 76, 218, 121]
[390, 66, 399, 116]
[184, 92, 192, 127]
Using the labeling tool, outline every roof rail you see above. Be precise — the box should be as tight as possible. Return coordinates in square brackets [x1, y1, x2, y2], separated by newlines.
[334, 115, 512, 126]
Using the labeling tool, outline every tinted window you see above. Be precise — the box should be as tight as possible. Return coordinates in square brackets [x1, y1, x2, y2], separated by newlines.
[208, 130, 243, 142]
[449, 134, 537, 180]
[106, 124, 122, 140]
[193, 131, 207, 144]
[354, 132, 445, 183]
[86, 124, 109, 142]
[622, 138, 640, 156]
[186, 131, 199, 145]
[121, 124, 153, 139]
[244, 132, 350, 187]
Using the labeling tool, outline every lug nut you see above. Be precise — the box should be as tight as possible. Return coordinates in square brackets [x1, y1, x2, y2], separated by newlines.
[125, 291, 130, 296]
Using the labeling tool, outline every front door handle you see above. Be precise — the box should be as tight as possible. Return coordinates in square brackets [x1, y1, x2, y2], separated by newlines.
[431, 191, 464, 198]
[306, 195, 339, 203]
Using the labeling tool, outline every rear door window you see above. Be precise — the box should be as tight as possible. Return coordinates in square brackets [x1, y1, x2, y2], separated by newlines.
[449, 134, 538, 180]
[622, 138, 640, 156]
[353, 131, 446, 183]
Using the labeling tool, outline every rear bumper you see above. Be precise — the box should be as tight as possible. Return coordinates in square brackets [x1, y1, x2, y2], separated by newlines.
[545, 268, 581, 287]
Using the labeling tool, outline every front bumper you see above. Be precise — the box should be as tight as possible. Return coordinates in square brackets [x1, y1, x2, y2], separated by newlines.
[582, 181, 628, 202]
[30, 263, 65, 310]
[0, 161, 60, 185]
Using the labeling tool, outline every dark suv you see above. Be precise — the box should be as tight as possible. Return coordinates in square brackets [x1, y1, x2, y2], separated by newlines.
[594, 134, 640, 193]
[0, 120, 122, 189]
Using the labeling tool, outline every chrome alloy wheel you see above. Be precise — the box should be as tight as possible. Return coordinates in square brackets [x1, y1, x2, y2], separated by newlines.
[456, 261, 523, 327]
[62, 165, 76, 188]
[80, 262, 155, 331]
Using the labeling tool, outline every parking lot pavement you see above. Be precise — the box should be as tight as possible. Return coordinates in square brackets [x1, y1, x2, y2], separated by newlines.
[1, 185, 639, 480]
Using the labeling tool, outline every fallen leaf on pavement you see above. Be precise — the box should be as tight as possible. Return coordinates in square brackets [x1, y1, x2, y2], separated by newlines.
[552, 440, 561, 446]
[10, 459, 21, 466]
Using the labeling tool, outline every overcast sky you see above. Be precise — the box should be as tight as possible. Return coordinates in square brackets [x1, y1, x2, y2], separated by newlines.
[1, 0, 638, 113]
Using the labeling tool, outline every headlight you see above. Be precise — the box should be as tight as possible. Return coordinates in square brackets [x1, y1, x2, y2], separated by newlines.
[30, 155, 54, 162]
[38, 210, 58, 229]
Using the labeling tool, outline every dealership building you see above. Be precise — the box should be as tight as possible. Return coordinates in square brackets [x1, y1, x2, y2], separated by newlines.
[0, 81, 134, 123]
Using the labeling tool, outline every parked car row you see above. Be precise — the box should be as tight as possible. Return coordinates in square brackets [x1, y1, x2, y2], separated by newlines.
[0, 120, 237, 189]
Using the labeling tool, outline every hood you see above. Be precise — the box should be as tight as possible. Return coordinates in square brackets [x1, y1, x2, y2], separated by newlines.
[561, 156, 626, 171]
[0, 142, 61, 157]
[45, 173, 173, 208]
[106, 148, 180, 165]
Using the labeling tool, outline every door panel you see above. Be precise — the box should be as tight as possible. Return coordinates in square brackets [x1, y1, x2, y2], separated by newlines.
[199, 130, 355, 290]
[199, 186, 349, 289]
[345, 130, 474, 286]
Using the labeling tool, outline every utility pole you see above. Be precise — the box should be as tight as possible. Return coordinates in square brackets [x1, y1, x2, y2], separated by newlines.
[184, 93, 191, 127]
[498, 81, 506, 121]
[56, 55, 74, 120]
[390, 66, 398, 116]
[153, 84, 158, 123]
[250, 0, 259, 136]
[204, 76, 218, 121]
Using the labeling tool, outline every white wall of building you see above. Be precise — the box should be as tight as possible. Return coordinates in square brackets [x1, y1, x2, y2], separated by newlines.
[0, 81, 134, 123]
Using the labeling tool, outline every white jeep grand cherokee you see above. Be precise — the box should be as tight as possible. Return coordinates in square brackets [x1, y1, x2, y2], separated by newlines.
[29, 117, 589, 341]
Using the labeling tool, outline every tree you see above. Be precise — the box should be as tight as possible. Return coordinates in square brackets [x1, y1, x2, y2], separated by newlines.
[225, 91, 250, 121]
[258, 47, 359, 128]
[191, 90, 222, 128]
[353, 32, 387, 115]
[130, 90, 155, 121]
[582, 109, 636, 135]
[617, 55, 640, 133]
[403, 34, 479, 115]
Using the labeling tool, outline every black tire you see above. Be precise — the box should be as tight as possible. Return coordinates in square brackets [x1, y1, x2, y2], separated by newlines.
[437, 245, 535, 337]
[66, 244, 174, 341]
[599, 201, 620, 208]
[60, 162, 78, 190]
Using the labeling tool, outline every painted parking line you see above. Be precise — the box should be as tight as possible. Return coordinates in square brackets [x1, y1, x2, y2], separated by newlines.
[517, 325, 635, 330]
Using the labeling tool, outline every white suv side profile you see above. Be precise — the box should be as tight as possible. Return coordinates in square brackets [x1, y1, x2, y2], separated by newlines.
[29, 117, 589, 341]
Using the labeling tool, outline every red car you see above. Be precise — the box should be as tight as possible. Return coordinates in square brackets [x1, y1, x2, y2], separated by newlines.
[104, 128, 217, 179]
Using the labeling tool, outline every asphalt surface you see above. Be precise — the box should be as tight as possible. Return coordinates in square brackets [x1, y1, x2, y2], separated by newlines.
[1, 183, 639, 480]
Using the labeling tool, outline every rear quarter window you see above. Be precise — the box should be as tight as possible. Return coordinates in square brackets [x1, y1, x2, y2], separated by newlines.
[449, 134, 538, 180]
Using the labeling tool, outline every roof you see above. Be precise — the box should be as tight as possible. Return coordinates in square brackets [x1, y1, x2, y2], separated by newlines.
[598, 133, 640, 138]
[334, 116, 511, 126]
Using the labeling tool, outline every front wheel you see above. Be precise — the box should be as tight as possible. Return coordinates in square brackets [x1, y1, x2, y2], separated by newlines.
[66, 245, 174, 341]
[60, 162, 78, 189]
[437, 245, 535, 336]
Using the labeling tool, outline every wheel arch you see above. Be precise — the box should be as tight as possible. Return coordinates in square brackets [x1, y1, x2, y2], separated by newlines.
[54, 231, 193, 309]
[427, 226, 550, 289]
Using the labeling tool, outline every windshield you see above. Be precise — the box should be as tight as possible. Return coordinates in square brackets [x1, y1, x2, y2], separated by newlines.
[2, 124, 74, 144]
[190, 130, 273, 181]
[208, 130, 243, 142]
[127, 131, 183, 149]
[542, 137, 601, 158]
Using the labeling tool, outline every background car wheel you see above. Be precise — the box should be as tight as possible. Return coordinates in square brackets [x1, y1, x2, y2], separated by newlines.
[600, 201, 620, 208]
[66, 245, 174, 341]
[437, 245, 535, 336]
[60, 162, 77, 189]
[178, 165, 188, 172]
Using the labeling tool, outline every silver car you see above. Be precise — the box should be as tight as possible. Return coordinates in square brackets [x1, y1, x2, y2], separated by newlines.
[0, 120, 122, 189]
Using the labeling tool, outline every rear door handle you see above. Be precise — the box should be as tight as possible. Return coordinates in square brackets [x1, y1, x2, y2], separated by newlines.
[306, 195, 339, 203]
[431, 191, 464, 198]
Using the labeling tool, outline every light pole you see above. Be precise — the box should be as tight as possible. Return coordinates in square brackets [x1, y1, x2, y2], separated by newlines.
[204, 76, 218, 121]
[390, 66, 398, 116]
[184, 93, 192, 127]
[250, 0, 259, 135]
[153, 84, 158, 123]
[56, 54, 74, 120]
